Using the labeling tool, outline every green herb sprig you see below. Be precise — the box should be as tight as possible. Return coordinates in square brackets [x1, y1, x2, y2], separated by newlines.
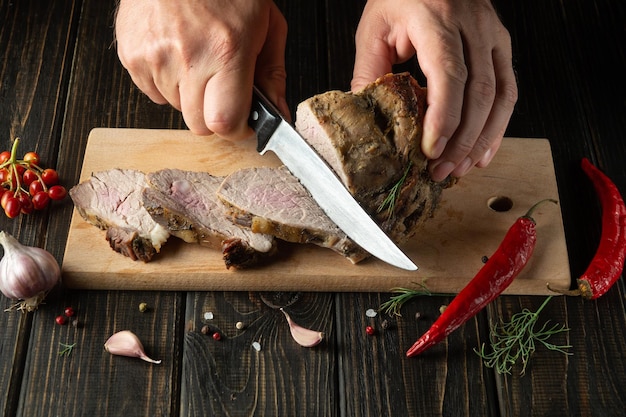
[379, 281, 430, 317]
[58, 342, 76, 357]
[475, 296, 571, 375]
[377, 161, 413, 218]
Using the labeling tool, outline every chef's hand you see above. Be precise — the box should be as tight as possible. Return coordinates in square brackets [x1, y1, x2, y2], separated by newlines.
[351, 0, 518, 182]
[115, 0, 289, 140]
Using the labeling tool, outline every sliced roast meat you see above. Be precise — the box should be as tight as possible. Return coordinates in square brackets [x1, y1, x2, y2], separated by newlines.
[69, 169, 169, 262]
[142, 168, 276, 269]
[217, 166, 368, 264]
[295, 72, 453, 244]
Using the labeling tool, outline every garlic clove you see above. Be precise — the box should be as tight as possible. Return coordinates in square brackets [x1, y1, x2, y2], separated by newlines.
[104, 330, 161, 364]
[280, 308, 324, 348]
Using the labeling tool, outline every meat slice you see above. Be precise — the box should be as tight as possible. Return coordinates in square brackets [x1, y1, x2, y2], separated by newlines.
[217, 166, 368, 263]
[295, 72, 453, 244]
[69, 169, 170, 262]
[142, 168, 276, 269]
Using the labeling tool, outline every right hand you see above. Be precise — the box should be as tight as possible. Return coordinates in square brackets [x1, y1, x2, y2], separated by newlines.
[115, 0, 289, 140]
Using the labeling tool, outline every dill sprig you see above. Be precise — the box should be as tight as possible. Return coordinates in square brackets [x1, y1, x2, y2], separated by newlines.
[379, 281, 431, 317]
[377, 161, 413, 217]
[58, 342, 76, 357]
[475, 296, 571, 376]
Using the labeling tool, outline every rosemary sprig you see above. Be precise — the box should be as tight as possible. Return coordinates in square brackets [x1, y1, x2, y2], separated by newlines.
[379, 281, 431, 317]
[58, 342, 76, 357]
[475, 296, 571, 375]
[377, 161, 413, 217]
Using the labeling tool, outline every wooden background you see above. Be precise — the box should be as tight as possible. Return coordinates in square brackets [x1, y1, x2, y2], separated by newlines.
[1, 0, 625, 416]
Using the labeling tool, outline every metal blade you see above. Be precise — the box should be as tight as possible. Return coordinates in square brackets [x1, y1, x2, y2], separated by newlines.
[248, 87, 417, 270]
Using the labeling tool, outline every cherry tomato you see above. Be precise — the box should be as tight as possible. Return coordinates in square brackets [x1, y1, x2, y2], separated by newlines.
[48, 185, 67, 201]
[22, 169, 38, 186]
[41, 168, 59, 186]
[23, 151, 40, 166]
[1, 191, 14, 209]
[0, 151, 11, 164]
[0, 168, 9, 184]
[29, 180, 44, 196]
[4, 197, 21, 218]
[17, 193, 33, 214]
[32, 191, 50, 210]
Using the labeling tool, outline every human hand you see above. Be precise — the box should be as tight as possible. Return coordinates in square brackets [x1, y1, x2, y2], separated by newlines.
[115, 0, 289, 140]
[351, 0, 518, 182]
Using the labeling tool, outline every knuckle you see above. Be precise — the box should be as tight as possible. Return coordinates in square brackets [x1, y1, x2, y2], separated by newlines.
[469, 76, 497, 110]
[441, 57, 469, 85]
[499, 81, 519, 107]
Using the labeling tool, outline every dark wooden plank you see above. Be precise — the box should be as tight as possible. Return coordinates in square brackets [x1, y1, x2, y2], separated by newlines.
[493, 1, 626, 416]
[181, 291, 335, 417]
[0, 0, 82, 415]
[9, 0, 185, 416]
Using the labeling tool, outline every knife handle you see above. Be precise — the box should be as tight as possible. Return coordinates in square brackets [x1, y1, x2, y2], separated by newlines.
[249, 86, 282, 153]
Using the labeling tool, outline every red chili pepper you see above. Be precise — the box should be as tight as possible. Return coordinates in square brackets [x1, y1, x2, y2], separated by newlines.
[407, 199, 557, 357]
[574, 158, 626, 299]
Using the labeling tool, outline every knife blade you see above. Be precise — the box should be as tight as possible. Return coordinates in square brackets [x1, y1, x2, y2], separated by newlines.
[248, 86, 417, 271]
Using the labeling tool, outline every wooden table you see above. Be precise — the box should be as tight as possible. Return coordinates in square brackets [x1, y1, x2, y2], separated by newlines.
[1, 0, 625, 416]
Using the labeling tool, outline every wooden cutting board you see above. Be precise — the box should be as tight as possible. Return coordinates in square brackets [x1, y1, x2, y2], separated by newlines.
[62, 128, 570, 294]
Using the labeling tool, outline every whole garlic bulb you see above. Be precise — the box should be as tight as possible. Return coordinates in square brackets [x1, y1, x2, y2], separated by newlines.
[0, 231, 61, 312]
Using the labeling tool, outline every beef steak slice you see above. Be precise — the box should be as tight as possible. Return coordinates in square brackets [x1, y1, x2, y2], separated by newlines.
[69, 169, 170, 262]
[143, 168, 276, 269]
[217, 166, 368, 264]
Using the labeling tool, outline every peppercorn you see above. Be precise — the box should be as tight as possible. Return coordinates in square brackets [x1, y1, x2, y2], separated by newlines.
[212, 332, 222, 341]
[138, 302, 148, 313]
[365, 326, 376, 336]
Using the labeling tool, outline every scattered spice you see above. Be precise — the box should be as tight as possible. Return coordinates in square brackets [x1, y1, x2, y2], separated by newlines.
[200, 325, 210, 335]
[64, 306, 75, 317]
[365, 308, 378, 318]
[204, 312, 214, 321]
[252, 341, 262, 352]
[55, 315, 67, 326]
[138, 302, 148, 313]
[212, 332, 222, 341]
[407, 199, 558, 357]
[379, 282, 431, 317]
[381, 319, 390, 330]
[439, 305, 447, 315]
[365, 326, 376, 336]
[235, 321, 245, 330]
[475, 296, 571, 375]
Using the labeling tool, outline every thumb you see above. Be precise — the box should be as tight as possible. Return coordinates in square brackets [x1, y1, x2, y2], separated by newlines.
[351, 16, 395, 92]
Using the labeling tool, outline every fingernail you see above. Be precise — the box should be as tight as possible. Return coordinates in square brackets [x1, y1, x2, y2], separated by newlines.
[430, 161, 456, 182]
[429, 136, 448, 159]
[478, 148, 493, 166]
[454, 157, 473, 177]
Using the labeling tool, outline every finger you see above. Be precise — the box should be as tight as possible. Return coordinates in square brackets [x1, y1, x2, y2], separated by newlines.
[203, 61, 255, 141]
[414, 26, 466, 161]
[255, 3, 289, 120]
[351, 11, 396, 92]
[475, 39, 518, 168]
[436, 34, 498, 178]
[178, 72, 211, 136]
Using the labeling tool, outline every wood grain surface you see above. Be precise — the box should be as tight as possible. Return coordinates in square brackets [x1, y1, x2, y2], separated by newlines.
[62, 129, 569, 294]
[1, 0, 625, 416]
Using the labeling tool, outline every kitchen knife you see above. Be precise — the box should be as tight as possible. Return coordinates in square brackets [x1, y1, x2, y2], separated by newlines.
[248, 86, 417, 271]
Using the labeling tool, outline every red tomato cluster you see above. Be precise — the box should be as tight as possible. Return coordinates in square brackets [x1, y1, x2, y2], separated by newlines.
[0, 139, 67, 218]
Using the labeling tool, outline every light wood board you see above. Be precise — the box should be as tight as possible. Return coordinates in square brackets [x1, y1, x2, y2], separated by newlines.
[62, 128, 571, 294]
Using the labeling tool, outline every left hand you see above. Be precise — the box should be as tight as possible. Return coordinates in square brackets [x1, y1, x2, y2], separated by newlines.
[351, 0, 518, 182]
